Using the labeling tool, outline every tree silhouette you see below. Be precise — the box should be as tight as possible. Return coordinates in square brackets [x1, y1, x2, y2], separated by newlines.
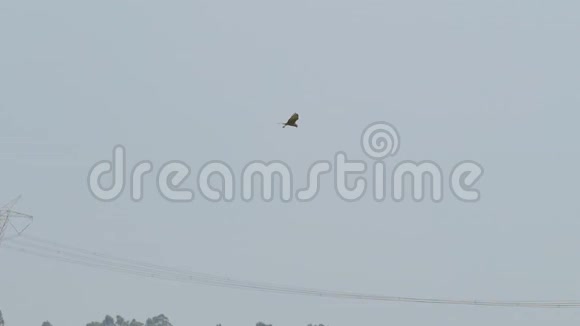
[0, 310, 331, 326]
[144, 314, 172, 326]
[87, 314, 168, 326]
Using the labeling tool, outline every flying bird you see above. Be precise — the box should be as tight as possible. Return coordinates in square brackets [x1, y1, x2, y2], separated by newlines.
[280, 113, 299, 128]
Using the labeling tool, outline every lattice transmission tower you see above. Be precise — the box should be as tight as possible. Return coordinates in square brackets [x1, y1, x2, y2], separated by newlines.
[0, 196, 33, 245]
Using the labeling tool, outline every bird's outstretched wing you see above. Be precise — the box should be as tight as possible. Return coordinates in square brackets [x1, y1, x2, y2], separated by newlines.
[286, 113, 299, 124]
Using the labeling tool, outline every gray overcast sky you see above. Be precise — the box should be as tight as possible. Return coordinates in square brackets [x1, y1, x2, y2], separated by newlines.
[1, 0, 580, 325]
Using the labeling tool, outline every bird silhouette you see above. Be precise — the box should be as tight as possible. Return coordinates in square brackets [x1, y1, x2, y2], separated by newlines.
[280, 113, 299, 128]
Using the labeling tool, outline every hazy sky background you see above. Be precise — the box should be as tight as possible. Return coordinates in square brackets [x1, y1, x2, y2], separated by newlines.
[1, 0, 580, 325]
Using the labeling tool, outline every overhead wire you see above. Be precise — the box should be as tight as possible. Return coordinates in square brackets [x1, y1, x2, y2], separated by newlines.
[2, 235, 580, 308]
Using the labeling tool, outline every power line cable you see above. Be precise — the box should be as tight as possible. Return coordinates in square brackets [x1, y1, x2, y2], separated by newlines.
[3, 235, 580, 308]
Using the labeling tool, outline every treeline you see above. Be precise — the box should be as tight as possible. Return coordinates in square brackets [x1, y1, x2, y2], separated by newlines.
[0, 310, 325, 326]
[86, 314, 172, 326]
